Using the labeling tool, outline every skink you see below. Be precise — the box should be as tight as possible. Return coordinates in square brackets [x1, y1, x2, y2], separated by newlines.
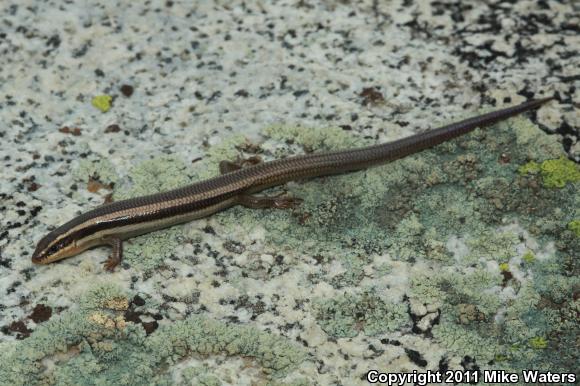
[32, 97, 553, 270]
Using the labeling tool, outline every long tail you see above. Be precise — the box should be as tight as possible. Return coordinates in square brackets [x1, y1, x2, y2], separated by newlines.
[340, 96, 554, 168]
[239, 97, 554, 188]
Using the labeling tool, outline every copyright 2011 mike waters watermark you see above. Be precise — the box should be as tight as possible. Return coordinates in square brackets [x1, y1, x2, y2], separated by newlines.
[366, 369, 577, 385]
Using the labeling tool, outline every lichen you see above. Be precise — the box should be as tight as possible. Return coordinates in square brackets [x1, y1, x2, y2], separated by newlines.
[123, 227, 182, 272]
[511, 116, 563, 159]
[329, 254, 367, 288]
[266, 378, 312, 386]
[409, 274, 445, 306]
[522, 250, 535, 263]
[432, 322, 500, 363]
[390, 213, 425, 261]
[148, 316, 307, 376]
[78, 282, 128, 311]
[91, 95, 113, 112]
[539, 157, 580, 188]
[466, 231, 519, 263]
[518, 161, 541, 175]
[73, 158, 119, 186]
[528, 337, 548, 349]
[0, 285, 307, 385]
[533, 274, 579, 304]
[262, 124, 366, 152]
[179, 367, 222, 386]
[519, 157, 580, 188]
[409, 266, 554, 368]
[567, 219, 580, 237]
[440, 269, 503, 318]
[504, 283, 540, 317]
[313, 291, 408, 338]
[114, 156, 193, 201]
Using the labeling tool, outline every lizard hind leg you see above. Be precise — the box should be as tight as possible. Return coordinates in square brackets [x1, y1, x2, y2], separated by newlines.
[221, 156, 302, 209]
[219, 156, 262, 174]
[237, 192, 303, 209]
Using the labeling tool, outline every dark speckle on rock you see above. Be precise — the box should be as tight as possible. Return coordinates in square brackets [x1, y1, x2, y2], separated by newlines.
[58, 126, 82, 136]
[46, 34, 61, 49]
[142, 321, 158, 335]
[202, 225, 216, 235]
[105, 124, 122, 133]
[293, 90, 309, 98]
[223, 239, 246, 254]
[207, 91, 221, 103]
[4, 320, 31, 339]
[120, 84, 134, 97]
[234, 89, 249, 97]
[0, 254, 11, 268]
[405, 348, 428, 367]
[28, 304, 52, 323]
[360, 87, 384, 106]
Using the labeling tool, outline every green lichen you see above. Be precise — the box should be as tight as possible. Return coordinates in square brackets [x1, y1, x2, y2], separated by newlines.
[0, 283, 130, 385]
[78, 282, 128, 311]
[567, 219, 580, 237]
[533, 274, 580, 304]
[518, 161, 541, 175]
[511, 116, 563, 159]
[440, 269, 503, 318]
[433, 273, 549, 368]
[501, 320, 537, 346]
[0, 285, 307, 385]
[528, 337, 548, 349]
[73, 158, 119, 186]
[390, 213, 425, 261]
[266, 378, 312, 386]
[179, 367, 222, 386]
[539, 157, 580, 188]
[432, 322, 500, 363]
[409, 274, 445, 306]
[429, 258, 578, 373]
[123, 227, 182, 272]
[522, 250, 535, 263]
[494, 354, 509, 362]
[519, 157, 580, 188]
[313, 291, 408, 338]
[504, 283, 541, 317]
[114, 156, 193, 200]
[91, 95, 113, 112]
[499, 262, 509, 272]
[263, 124, 366, 152]
[329, 254, 367, 288]
[148, 316, 307, 376]
[198, 375, 222, 386]
[466, 231, 519, 263]
[411, 267, 549, 367]
[375, 263, 392, 277]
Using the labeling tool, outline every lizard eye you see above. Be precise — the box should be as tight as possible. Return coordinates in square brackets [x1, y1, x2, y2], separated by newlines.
[48, 245, 59, 255]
